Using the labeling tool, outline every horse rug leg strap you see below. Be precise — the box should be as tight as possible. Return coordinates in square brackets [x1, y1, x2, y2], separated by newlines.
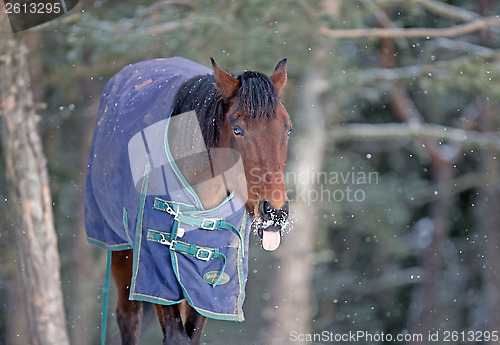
[147, 229, 227, 287]
[101, 250, 112, 345]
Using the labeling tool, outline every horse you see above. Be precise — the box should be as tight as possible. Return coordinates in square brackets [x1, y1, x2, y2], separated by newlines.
[84, 56, 291, 345]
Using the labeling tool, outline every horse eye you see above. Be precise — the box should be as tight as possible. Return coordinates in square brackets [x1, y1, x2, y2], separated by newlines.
[233, 126, 244, 136]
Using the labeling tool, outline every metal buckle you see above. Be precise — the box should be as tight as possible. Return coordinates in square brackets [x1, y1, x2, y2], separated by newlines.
[155, 199, 177, 215]
[159, 233, 171, 246]
[166, 203, 179, 216]
[195, 248, 212, 261]
[168, 239, 179, 250]
[200, 218, 218, 230]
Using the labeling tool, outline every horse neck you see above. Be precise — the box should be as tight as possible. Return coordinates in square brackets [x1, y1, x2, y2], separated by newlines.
[167, 114, 228, 210]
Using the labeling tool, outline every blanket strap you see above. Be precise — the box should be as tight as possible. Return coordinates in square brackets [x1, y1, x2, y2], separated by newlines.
[101, 250, 112, 345]
[152, 197, 243, 286]
[153, 197, 244, 252]
[147, 229, 227, 286]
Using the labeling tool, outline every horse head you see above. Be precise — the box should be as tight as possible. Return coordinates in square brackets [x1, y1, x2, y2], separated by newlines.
[211, 58, 291, 251]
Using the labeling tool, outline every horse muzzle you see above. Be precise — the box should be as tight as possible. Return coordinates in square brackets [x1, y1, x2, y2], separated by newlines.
[254, 199, 289, 251]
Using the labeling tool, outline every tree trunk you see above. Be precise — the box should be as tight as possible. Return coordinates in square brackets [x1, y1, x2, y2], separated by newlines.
[411, 154, 453, 338]
[388, 87, 456, 341]
[266, 68, 327, 345]
[5, 263, 30, 345]
[475, 0, 500, 339]
[379, 25, 457, 338]
[0, 14, 70, 345]
[480, 101, 500, 342]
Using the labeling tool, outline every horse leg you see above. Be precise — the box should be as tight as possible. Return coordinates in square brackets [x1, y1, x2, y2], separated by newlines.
[184, 305, 207, 345]
[154, 304, 190, 345]
[111, 250, 143, 345]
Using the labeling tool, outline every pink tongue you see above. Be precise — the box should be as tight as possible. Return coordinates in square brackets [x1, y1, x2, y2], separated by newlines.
[262, 230, 281, 251]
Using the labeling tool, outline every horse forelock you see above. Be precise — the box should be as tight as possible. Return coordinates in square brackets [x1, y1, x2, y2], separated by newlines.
[235, 71, 279, 120]
[172, 70, 280, 148]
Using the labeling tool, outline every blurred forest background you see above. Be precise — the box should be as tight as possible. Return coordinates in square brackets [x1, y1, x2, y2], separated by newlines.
[1, 0, 500, 344]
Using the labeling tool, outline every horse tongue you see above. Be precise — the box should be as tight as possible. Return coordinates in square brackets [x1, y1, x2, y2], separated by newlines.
[262, 230, 281, 251]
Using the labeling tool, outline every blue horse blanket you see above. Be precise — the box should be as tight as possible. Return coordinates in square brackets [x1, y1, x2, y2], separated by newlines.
[84, 57, 250, 321]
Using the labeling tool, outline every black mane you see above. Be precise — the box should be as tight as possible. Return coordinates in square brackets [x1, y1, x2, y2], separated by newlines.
[172, 70, 279, 148]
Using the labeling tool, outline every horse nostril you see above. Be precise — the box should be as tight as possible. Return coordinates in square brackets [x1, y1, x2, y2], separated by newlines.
[265, 201, 273, 214]
[259, 199, 274, 220]
[259, 199, 289, 223]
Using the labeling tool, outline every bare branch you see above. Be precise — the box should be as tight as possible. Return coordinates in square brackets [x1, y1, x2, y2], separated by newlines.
[373, 0, 480, 21]
[428, 37, 498, 58]
[406, 0, 479, 21]
[330, 123, 500, 152]
[360, 65, 424, 83]
[319, 15, 500, 39]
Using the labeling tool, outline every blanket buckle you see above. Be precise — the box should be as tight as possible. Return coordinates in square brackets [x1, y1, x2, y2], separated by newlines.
[195, 248, 213, 261]
[159, 233, 171, 246]
[201, 218, 218, 230]
[155, 198, 178, 216]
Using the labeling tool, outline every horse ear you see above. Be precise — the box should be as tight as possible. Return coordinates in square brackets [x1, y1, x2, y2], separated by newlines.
[211, 57, 241, 99]
[271, 58, 287, 95]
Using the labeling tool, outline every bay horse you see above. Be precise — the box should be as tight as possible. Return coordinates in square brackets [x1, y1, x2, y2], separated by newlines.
[84, 57, 291, 345]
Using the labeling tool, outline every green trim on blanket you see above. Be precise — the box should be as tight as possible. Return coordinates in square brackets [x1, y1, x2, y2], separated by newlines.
[167, 213, 249, 322]
[164, 111, 203, 210]
[87, 238, 132, 251]
[236, 213, 248, 320]
[129, 163, 150, 300]
[170, 250, 244, 322]
[122, 207, 133, 244]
